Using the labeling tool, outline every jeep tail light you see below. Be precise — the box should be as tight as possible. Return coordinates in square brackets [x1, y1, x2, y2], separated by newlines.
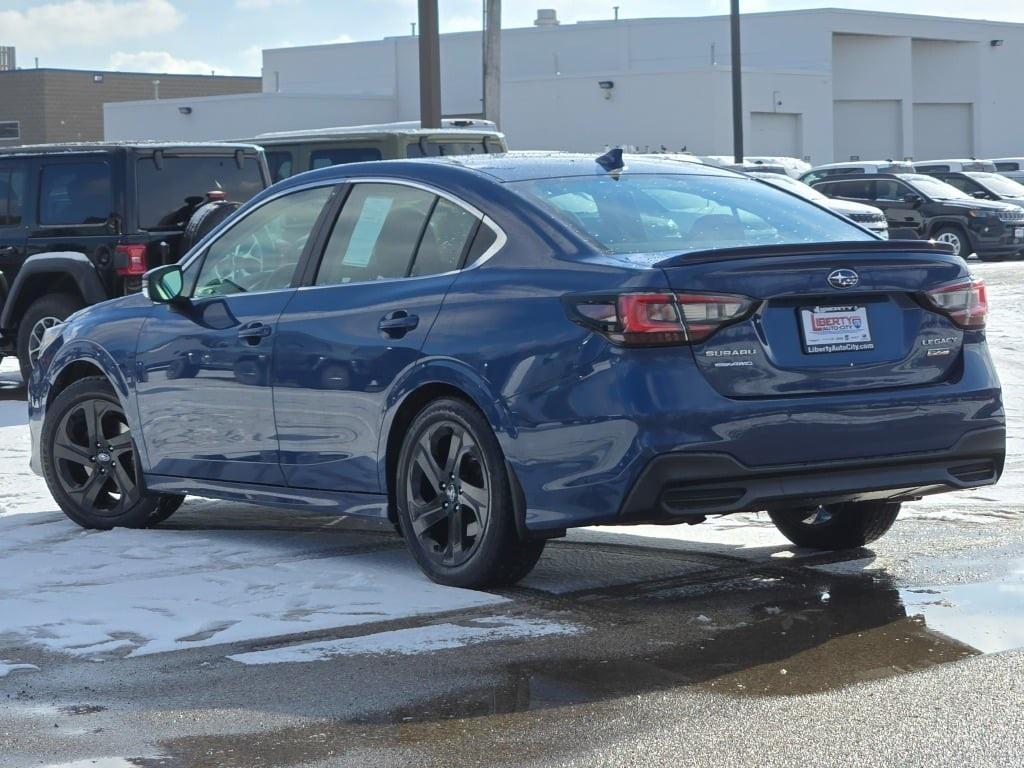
[115, 244, 148, 276]
[921, 278, 987, 329]
[565, 291, 757, 346]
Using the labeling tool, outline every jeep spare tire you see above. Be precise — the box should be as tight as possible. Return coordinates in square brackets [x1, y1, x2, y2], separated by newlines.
[182, 200, 241, 254]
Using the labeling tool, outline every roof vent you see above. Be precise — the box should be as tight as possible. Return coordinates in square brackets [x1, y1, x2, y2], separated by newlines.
[535, 9, 560, 26]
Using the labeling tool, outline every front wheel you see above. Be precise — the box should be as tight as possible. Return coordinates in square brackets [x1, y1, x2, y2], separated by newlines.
[396, 397, 545, 589]
[41, 377, 183, 530]
[768, 500, 901, 550]
[17, 293, 84, 382]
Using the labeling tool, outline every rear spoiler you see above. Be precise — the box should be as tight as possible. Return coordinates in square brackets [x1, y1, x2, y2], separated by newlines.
[654, 239, 955, 268]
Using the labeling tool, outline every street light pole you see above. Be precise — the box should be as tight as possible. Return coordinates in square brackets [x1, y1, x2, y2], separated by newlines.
[483, 0, 501, 126]
[730, 0, 744, 163]
[418, 0, 442, 128]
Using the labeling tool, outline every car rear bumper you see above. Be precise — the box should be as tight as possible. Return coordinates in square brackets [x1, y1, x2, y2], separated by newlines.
[618, 426, 1004, 522]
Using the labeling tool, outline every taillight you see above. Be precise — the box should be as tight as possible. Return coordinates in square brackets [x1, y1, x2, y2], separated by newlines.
[920, 278, 988, 330]
[565, 291, 757, 346]
[115, 244, 148, 276]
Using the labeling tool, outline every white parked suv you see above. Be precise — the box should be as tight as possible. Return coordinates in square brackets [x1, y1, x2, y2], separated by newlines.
[703, 155, 811, 178]
[747, 170, 889, 238]
[987, 158, 1024, 183]
[913, 159, 997, 174]
[801, 160, 916, 186]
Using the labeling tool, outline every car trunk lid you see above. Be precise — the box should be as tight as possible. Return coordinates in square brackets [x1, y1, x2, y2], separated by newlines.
[656, 242, 970, 398]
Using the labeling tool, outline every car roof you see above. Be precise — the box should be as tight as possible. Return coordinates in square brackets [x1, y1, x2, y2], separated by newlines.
[276, 151, 742, 187]
[430, 151, 740, 182]
[0, 141, 263, 156]
[254, 119, 503, 144]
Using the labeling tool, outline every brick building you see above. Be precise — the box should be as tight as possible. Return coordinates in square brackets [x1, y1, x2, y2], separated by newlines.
[0, 63, 260, 146]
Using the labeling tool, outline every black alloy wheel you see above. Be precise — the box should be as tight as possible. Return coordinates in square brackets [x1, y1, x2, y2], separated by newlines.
[768, 500, 901, 550]
[42, 377, 181, 529]
[406, 419, 491, 568]
[396, 398, 546, 589]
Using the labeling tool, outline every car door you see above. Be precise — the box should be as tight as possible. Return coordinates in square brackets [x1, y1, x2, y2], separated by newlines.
[0, 157, 30, 291]
[134, 183, 337, 484]
[273, 181, 484, 493]
[873, 179, 926, 235]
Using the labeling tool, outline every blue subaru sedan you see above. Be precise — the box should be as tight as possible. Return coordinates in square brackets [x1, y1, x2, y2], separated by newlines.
[28, 153, 1004, 588]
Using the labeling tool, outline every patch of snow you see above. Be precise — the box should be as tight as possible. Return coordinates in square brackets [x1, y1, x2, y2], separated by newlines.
[0, 513, 505, 657]
[0, 659, 39, 677]
[227, 615, 579, 666]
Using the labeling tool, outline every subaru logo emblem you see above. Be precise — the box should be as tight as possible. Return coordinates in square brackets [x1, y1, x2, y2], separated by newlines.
[827, 268, 860, 289]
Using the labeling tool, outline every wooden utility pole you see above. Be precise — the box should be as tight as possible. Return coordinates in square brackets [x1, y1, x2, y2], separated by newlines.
[730, 0, 744, 163]
[418, 0, 442, 128]
[483, 0, 501, 126]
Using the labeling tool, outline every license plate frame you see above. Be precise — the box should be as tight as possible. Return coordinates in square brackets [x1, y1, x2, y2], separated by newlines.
[800, 305, 875, 354]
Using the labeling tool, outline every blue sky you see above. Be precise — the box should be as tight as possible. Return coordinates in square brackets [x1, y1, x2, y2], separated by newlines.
[2, 0, 1024, 76]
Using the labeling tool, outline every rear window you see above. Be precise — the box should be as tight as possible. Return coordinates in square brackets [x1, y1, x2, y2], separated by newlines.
[136, 154, 265, 230]
[310, 147, 383, 170]
[40, 161, 114, 226]
[406, 139, 495, 157]
[509, 174, 872, 256]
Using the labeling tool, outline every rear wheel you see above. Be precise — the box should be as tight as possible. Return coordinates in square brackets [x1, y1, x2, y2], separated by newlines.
[41, 377, 182, 530]
[17, 293, 84, 382]
[396, 398, 545, 588]
[768, 500, 901, 550]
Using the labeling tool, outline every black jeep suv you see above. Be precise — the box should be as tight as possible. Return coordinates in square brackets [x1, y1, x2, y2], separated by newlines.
[0, 142, 270, 378]
[811, 172, 1024, 261]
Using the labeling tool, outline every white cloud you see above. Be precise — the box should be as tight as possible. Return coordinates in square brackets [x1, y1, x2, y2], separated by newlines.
[108, 50, 228, 76]
[235, 0, 296, 7]
[0, 0, 181, 51]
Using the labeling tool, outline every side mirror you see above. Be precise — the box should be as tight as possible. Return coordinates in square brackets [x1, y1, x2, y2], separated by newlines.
[971, 190, 989, 199]
[143, 264, 185, 304]
[903, 193, 923, 207]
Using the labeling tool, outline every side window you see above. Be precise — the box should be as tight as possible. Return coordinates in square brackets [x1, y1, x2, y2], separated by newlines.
[0, 161, 27, 227]
[833, 179, 873, 200]
[464, 223, 498, 267]
[316, 183, 434, 286]
[941, 176, 968, 192]
[410, 198, 479, 277]
[266, 151, 294, 183]
[39, 161, 113, 226]
[310, 146, 383, 170]
[192, 185, 334, 298]
[995, 162, 1019, 172]
[874, 180, 908, 202]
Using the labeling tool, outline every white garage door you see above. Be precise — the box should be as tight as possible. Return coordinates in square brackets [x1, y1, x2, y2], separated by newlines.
[913, 103, 972, 160]
[749, 112, 801, 157]
[834, 100, 901, 161]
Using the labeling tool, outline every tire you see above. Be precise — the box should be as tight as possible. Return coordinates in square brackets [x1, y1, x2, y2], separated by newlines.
[148, 494, 186, 526]
[182, 200, 241, 254]
[17, 293, 84, 382]
[41, 376, 180, 530]
[395, 397, 545, 589]
[768, 500, 901, 550]
[932, 226, 969, 259]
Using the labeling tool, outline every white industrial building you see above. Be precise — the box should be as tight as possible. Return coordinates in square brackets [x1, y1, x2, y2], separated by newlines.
[105, 8, 1024, 164]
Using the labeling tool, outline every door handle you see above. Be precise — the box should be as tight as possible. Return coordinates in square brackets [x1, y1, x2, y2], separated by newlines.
[0, 246, 16, 256]
[238, 322, 273, 344]
[378, 310, 419, 338]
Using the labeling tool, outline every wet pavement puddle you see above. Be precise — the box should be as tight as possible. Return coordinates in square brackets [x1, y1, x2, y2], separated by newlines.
[143, 558, 1024, 767]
